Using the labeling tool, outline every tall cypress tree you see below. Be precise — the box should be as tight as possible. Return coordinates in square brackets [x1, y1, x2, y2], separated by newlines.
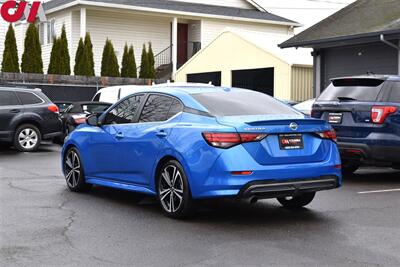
[48, 37, 60, 74]
[2, 24, 20, 73]
[121, 43, 130, 78]
[147, 42, 155, 79]
[21, 23, 43, 74]
[58, 25, 71, 75]
[129, 45, 137, 78]
[121, 43, 137, 78]
[101, 39, 120, 77]
[84, 33, 95, 76]
[74, 38, 85, 75]
[139, 44, 148, 78]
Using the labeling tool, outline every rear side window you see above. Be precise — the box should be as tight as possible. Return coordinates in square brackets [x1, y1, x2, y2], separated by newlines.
[388, 82, 400, 103]
[139, 95, 182, 123]
[191, 91, 298, 116]
[92, 93, 100, 102]
[318, 78, 384, 102]
[0, 91, 20, 106]
[17, 91, 43, 105]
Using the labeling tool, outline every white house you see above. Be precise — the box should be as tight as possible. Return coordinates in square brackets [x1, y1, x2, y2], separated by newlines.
[1, 0, 301, 78]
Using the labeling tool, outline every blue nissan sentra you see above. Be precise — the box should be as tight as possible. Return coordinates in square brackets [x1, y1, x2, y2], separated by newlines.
[62, 86, 342, 219]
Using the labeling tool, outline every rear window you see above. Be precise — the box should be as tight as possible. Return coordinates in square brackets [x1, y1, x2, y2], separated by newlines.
[318, 78, 384, 102]
[191, 91, 298, 116]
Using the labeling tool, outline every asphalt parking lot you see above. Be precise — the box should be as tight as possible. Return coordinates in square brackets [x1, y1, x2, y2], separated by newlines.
[1, 144, 400, 267]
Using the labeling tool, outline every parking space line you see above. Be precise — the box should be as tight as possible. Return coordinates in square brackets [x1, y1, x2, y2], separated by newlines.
[358, 189, 400, 194]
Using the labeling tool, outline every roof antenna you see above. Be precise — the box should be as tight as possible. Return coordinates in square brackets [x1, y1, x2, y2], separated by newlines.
[366, 71, 374, 76]
[208, 81, 213, 85]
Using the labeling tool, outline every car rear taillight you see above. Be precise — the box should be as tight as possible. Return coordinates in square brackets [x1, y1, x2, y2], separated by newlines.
[317, 130, 337, 142]
[48, 104, 59, 113]
[72, 114, 87, 124]
[371, 106, 398, 124]
[202, 132, 267, 149]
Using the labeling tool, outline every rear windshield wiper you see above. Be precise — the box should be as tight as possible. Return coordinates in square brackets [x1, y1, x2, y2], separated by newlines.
[337, 96, 357, 101]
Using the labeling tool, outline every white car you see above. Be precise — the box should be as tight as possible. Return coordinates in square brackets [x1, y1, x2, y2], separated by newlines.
[92, 85, 151, 103]
[293, 98, 316, 116]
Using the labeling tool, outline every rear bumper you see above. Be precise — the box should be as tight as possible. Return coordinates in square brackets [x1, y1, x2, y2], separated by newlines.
[240, 176, 340, 199]
[338, 138, 400, 164]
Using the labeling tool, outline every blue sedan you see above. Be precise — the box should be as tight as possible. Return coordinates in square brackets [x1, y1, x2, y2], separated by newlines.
[62, 86, 342, 219]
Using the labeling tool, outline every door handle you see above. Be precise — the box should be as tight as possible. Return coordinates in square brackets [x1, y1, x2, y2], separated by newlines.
[115, 132, 124, 139]
[10, 109, 21, 113]
[156, 130, 168, 138]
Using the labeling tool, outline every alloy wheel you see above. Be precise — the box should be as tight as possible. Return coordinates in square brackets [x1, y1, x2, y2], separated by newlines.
[18, 128, 38, 150]
[65, 150, 81, 188]
[159, 165, 184, 213]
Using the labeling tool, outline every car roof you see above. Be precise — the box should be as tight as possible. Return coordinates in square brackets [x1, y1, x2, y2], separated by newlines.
[0, 87, 43, 92]
[72, 101, 111, 105]
[120, 86, 262, 113]
[331, 75, 400, 81]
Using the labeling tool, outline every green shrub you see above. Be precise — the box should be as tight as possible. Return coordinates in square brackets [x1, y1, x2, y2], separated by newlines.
[21, 23, 43, 74]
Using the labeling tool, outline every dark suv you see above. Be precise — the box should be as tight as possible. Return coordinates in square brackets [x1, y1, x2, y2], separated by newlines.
[312, 75, 400, 173]
[0, 87, 62, 152]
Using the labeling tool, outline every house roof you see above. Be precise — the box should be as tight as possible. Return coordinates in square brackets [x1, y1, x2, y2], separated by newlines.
[177, 29, 313, 72]
[280, 0, 400, 48]
[43, 0, 300, 26]
[231, 29, 313, 66]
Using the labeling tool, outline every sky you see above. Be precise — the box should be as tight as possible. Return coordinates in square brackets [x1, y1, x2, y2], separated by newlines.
[257, 0, 357, 33]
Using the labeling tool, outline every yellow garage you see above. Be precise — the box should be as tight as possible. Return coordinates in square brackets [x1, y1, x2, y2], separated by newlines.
[175, 30, 313, 101]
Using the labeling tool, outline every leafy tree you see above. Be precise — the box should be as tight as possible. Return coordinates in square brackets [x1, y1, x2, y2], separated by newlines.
[48, 37, 60, 74]
[2, 24, 20, 73]
[121, 43, 137, 78]
[21, 23, 43, 74]
[139, 44, 148, 78]
[58, 25, 71, 75]
[73, 38, 85, 75]
[147, 42, 156, 79]
[84, 33, 95, 76]
[101, 39, 120, 77]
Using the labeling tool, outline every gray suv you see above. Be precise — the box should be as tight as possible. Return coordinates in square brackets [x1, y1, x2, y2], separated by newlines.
[0, 87, 62, 152]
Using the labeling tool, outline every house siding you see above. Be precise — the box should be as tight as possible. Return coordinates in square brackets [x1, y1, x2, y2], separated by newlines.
[200, 19, 293, 47]
[291, 66, 313, 102]
[169, 0, 254, 9]
[86, 9, 172, 76]
[320, 42, 399, 90]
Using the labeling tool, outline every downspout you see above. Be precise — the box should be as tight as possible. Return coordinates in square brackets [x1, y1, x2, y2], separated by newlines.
[380, 34, 400, 74]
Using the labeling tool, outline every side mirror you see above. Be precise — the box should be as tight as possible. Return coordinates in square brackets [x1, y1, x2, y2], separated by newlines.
[87, 114, 100, 127]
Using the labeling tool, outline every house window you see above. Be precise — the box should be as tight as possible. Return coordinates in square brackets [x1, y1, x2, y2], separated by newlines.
[38, 23, 45, 45]
[47, 19, 56, 44]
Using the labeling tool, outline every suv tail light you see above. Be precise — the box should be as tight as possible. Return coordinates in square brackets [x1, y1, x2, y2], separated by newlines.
[202, 132, 267, 149]
[371, 106, 398, 124]
[48, 104, 59, 114]
[317, 130, 337, 143]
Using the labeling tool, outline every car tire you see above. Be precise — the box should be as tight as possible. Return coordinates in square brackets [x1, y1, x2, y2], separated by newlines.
[342, 161, 360, 175]
[277, 192, 316, 209]
[157, 160, 194, 219]
[13, 124, 42, 152]
[64, 148, 92, 193]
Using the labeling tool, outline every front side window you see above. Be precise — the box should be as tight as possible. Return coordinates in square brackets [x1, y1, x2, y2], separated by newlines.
[104, 94, 144, 125]
[0, 91, 20, 106]
[16, 92, 43, 105]
[139, 95, 182, 123]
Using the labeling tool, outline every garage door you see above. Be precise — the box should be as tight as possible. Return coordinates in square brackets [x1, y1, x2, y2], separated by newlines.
[187, 72, 221, 86]
[322, 42, 398, 89]
[232, 68, 274, 96]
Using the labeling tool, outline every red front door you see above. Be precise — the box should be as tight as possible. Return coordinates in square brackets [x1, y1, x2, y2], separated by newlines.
[177, 23, 188, 66]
